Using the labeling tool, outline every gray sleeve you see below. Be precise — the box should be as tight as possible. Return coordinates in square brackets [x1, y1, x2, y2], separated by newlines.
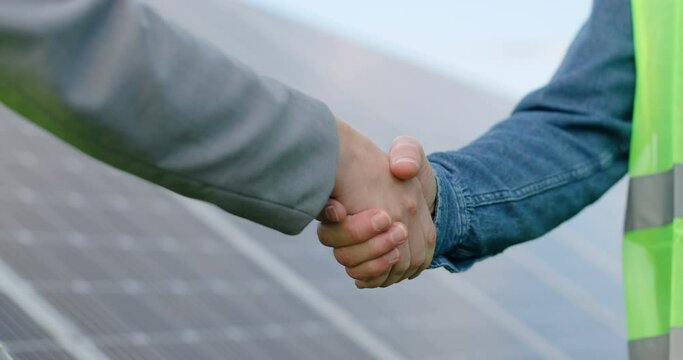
[0, 0, 339, 234]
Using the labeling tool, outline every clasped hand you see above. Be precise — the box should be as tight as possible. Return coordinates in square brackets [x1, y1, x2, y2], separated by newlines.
[316, 119, 437, 288]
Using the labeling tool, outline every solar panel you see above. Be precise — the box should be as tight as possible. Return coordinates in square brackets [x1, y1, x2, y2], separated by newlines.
[0, 293, 74, 360]
[0, 1, 627, 359]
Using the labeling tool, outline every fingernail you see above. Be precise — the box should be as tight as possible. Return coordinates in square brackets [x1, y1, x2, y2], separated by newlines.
[392, 156, 419, 167]
[389, 224, 407, 244]
[325, 206, 339, 222]
[384, 248, 399, 263]
[371, 212, 391, 231]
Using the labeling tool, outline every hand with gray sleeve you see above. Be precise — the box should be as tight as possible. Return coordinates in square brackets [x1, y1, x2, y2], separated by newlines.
[0, 0, 429, 278]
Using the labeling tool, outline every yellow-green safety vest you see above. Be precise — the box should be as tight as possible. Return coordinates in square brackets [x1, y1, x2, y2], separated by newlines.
[624, 0, 683, 359]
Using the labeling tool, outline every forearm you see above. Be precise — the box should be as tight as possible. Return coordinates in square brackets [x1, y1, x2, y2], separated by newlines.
[429, 0, 635, 271]
[429, 112, 630, 271]
[0, 0, 338, 234]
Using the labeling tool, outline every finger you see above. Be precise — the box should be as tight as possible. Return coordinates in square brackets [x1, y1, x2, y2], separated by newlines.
[316, 199, 347, 223]
[333, 223, 407, 267]
[412, 223, 437, 280]
[389, 136, 425, 180]
[402, 201, 432, 280]
[408, 269, 424, 280]
[380, 242, 411, 287]
[355, 268, 392, 289]
[317, 209, 391, 248]
[346, 248, 399, 281]
[402, 239, 426, 281]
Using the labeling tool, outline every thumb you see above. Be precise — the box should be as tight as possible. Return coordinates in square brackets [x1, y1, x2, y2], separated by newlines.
[389, 136, 426, 180]
[316, 198, 347, 223]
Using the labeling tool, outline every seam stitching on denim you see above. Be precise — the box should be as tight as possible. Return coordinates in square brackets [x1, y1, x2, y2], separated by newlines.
[431, 160, 476, 257]
[469, 147, 621, 207]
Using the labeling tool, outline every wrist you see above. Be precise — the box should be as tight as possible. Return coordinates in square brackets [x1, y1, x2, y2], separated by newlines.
[335, 118, 354, 189]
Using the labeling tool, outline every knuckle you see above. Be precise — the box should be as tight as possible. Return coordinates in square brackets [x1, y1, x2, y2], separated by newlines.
[382, 272, 404, 287]
[334, 248, 354, 267]
[391, 261, 410, 276]
[387, 276, 408, 287]
[371, 237, 393, 257]
[380, 280, 396, 288]
[367, 262, 389, 278]
[359, 280, 379, 289]
[366, 266, 386, 278]
[405, 199, 418, 216]
[366, 281, 383, 289]
[410, 257, 423, 270]
[366, 274, 388, 288]
[317, 226, 332, 247]
[397, 258, 411, 272]
[345, 267, 364, 280]
[347, 224, 365, 243]
[348, 263, 387, 281]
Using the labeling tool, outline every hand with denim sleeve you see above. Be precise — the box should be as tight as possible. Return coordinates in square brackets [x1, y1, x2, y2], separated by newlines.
[317, 134, 437, 288]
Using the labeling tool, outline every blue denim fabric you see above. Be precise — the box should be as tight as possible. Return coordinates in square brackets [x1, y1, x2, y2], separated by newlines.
[428, 0, 635, 272]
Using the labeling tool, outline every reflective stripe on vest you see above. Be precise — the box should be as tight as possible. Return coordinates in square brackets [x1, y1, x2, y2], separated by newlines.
[625, 0, 683, 359]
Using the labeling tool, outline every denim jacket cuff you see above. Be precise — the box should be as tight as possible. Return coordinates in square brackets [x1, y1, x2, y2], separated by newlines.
[427, 160, 476, 272]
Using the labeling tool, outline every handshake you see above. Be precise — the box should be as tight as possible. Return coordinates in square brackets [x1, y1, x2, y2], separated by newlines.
[316, 119, 437, 289]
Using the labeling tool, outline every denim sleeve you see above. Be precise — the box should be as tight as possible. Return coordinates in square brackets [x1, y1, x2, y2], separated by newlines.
[428, 0, 634, 272]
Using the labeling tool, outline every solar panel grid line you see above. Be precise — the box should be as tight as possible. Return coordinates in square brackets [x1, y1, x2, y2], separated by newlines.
[44, 284, 137, 336]
[1, 212, 124, 292]
[505, 248, 625, 337]
[28, 279, 275, 296]
[0, 192, 164, 222]
[131, 301, 224, 359]
[48, 297, 192, 359]
[82, 320, 332, 347]
[429, 271, 570, 360]
[0, 207, 125, 339]
[0, 259, 109, 360]
[133, 255, 273, 327]
[0, 230, 226, 256]
[361, 315, 469, 358]
[0, 230, 147, 337]
[3, 177, 80, 236]
[174, 196, 407, 360]
[77, 231, 181, 283]
[0, 295, 68, 345]
[0, 296, 42, 343]
[1, 339, 64, 354]
[43, 230, 226, 360]
[99, 346, 164, 360]
[366, 312, 465, 333]
[12, 351, 75, 360]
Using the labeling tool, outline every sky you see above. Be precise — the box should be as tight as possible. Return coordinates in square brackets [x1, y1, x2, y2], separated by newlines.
[241, 0, 592, 98]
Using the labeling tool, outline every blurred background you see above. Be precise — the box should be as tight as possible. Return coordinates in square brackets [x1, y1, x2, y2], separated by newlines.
[0, 0, 631, 359]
